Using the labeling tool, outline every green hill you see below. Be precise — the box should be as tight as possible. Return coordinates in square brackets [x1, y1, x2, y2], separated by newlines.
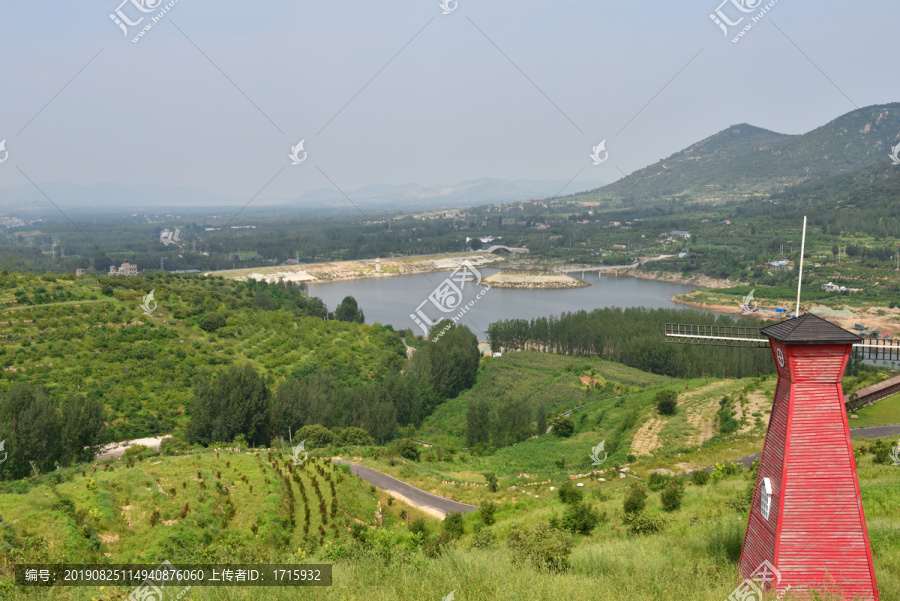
[0, 271, 406, 441]
[574, 103, 900, 208]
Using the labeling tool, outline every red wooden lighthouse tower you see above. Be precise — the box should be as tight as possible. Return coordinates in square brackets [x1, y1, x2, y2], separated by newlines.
[739, 314, 878, 600]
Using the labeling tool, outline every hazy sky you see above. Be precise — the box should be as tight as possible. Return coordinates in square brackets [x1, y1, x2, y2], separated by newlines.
[1, 0, 898, 207]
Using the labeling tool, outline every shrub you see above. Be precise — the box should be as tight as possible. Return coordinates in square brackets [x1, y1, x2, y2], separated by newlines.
[556, 502, 603, 535]
[507, 522, 574, 572]
[409, 518, 428, 536]
[551, 415, 575, 438]
[647, 472, 671, 492]
[334, 427, 374, 447]
[655, 389, 678, 415]
[711, 461, 742, 482]
[691, 470, 710, 486]
[872, 440, 895, 466]
[390, 438, 420, 462]
[422, 532, 451, 558]
[478, 501, 497, 526]
[159, 436, 191, 455]
[443, 512, 465, 539]
[660, 482, 684, 512]
[350, 522, 368, 541]
[198, 312, 226, 332]
[557, 480, 584, 505]
[472, 529, 495, 549]
[123, 444, 155, 458]
[483, 472, 498, 493]
[623, 485, 647, 515]
[295, 425, 335, 449]
[623, 513, 667, 535]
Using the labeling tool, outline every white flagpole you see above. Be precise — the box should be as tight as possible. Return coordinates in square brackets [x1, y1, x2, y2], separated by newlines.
[796, 215, 807, 317]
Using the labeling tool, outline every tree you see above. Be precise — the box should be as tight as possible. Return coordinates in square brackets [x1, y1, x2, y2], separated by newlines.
[186, 364, 271, 446]
[551, 415, 575, 438]
[60, 394, 107, 464]
[295, 424, 335, 448]
[466, 398, 491, 447]
[391, 438, 420, 461]
[334, 296, 365, 323]
[0, 384, 61, 478]
[270, 378, 306, 440]
[198, 311, 226, 332]
[655, 389, 678, 416]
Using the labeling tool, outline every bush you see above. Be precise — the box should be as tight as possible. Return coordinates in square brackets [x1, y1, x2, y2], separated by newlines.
[557, 480, 584, 505]
[623, 513, 667, 535]
[655, 390, 678, 415]
[872, 440, 895, 465]
[660, 482, 684, 512]
[198, 312, 226, 332]
[483, 472, 498, 493]
[711, 461, 742, 482]
[691, 470, 710, 486]
[507, 522, 574, 572]
[472, 529, 495, 549]
[623, 485, 647, 515]
[334, 427, 374, 447]
[551, 415, 575, 438]
[123, 444, 155, 458]
[706, 520, 744, 563]
[390, 438, 420, 462]
[295, 425, 335, 449]
[443, 512, 465, 539]
[647, 472, 671, 492]
[409, 518, 428, 536]
[160, 437, 191, 456]
[478, 501, 497, 526]
[557, 502, 603, 535]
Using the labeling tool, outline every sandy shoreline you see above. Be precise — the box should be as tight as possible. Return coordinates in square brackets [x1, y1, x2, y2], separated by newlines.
[482, 272, 589, 289]
[208, 253, 505, 284]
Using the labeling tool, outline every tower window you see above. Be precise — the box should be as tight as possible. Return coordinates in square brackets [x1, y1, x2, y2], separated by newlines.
[760, 477, 773, 520]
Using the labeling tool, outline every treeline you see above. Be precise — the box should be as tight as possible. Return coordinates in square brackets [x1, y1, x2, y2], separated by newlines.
[187, 322, 481, 446]
[0, 384, 107, 480]
[487, 308, 775, 379]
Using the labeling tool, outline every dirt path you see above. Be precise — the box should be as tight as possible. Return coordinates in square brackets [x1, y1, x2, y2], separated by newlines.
[95, 436, 171, 461]
[632, 418, 665, 456]
[682, 381, 733, 447]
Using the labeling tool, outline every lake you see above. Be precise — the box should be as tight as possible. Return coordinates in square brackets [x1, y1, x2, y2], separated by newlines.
[307, 269, 701, 341]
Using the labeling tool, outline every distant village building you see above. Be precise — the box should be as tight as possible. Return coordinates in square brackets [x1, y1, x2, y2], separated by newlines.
[822, 281, 861, 294]
[282, 259, 300, 266]
[768, 260, 793, 271]
[109, 260, 138, 276]
[846, 375, 900, 411]
[663, 230, 691, 240]
[609, 221, 621, 227]
[75, 268, 85, 276]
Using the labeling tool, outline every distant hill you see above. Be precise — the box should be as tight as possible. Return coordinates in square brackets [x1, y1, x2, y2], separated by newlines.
[295, 177, 608, 209]
[571, 103, 900, 208]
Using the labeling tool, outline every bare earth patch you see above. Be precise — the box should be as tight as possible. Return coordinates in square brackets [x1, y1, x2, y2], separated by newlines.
[99, 533, 119, 544]
[632, 418, 665, 456]
[682, 381, 733, 447]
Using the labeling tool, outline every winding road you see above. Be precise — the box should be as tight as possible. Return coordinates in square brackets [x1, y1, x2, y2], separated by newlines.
[695, 425, 900, 474]
[333, 460, 480, 519]
[336, 425, 900, 517]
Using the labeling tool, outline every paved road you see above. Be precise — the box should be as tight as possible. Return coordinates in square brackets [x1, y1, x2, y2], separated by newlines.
[334, 460, 479, 518]
[695, 425, 900, 474]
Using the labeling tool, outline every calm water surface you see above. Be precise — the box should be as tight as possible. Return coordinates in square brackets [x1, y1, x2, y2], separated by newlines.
[308, 269, 701, 341]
